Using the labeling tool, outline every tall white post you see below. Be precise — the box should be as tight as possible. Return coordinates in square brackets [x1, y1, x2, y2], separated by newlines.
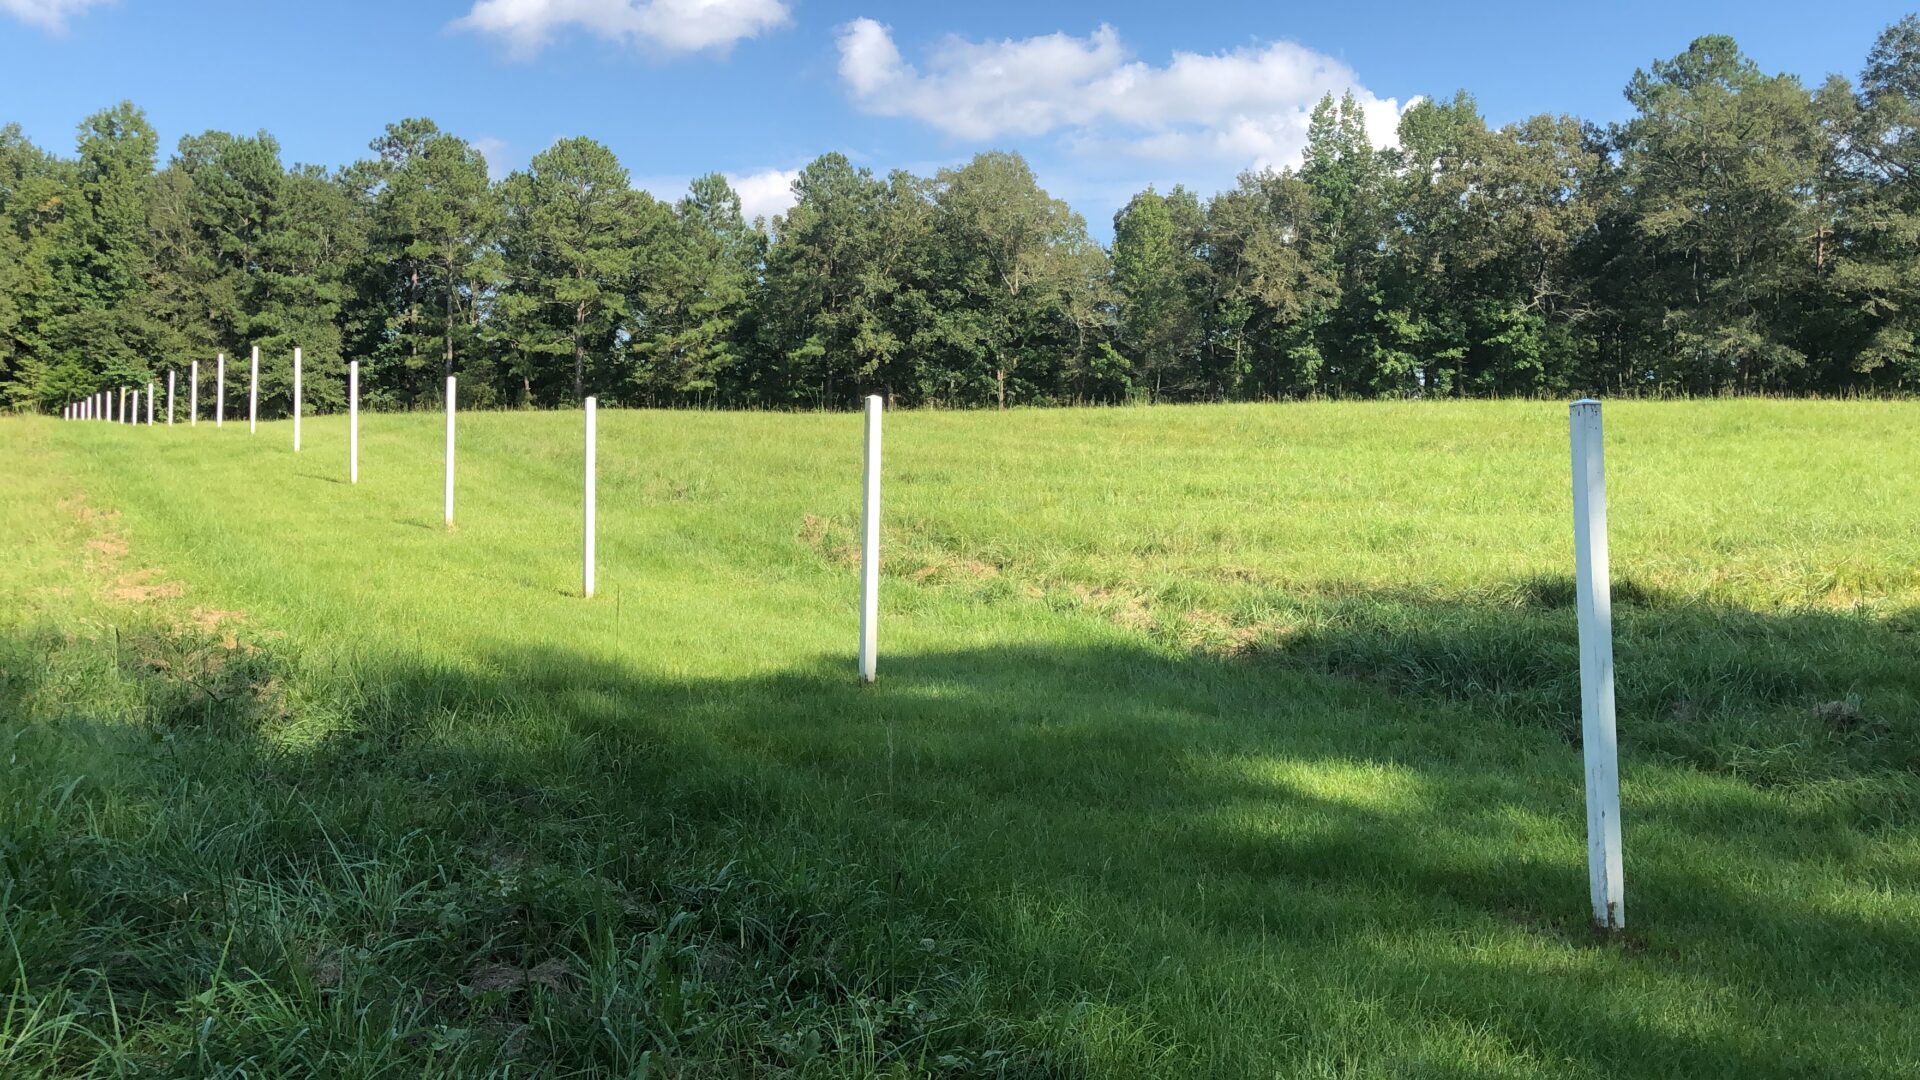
[249, 346, 259, 434]
[859, 395, 883, 683]
[167, 370, 175, 425]
[292, 347, 302, 451]
[583, 397, 597, 598]
[146, 382, 154, 425]
[1571, 399, 1625, 931]
[348, 360, 359, 484]
[443, 375, 456, 526]
[119, 387, 127, 423]
[216, 354, 225, 427]
[191, 361, 199, 426]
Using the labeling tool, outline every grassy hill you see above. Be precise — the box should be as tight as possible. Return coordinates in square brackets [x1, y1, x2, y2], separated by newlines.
[2, 400, 1917, 1077]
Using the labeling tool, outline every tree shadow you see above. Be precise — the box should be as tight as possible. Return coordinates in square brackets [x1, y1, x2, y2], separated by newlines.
[4, 590, 1918, 1076]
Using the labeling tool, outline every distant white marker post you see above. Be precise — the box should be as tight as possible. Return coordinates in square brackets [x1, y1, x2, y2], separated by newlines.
[190, 361, 199, 426]
[859, 394, 882, 683]
[348, 360, 359, 484]
[1571, 399, 1625, 932]
[292, 347, 302, 451]
[249, 346, 259, 434]
[444, 375, 456, 526]
[146, 382, 154, 425]
[167, 370, 175, 425]
[583, 396, 596, 598]
[216, 353, 225, 427]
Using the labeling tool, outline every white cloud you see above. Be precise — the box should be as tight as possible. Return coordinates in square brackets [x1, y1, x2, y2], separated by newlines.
[725, 167, 800, 222]
[634, 168, 799, 223]
[456, 0, 790, 58]
[470, 136, 510, 179]
[1, 0, 111, 31]
[837, 19, 1414, 171]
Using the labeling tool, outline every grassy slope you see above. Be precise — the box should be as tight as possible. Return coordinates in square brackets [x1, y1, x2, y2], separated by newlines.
[2, 401, 1917, 1078]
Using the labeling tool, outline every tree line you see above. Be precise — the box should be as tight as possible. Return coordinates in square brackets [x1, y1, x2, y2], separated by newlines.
[5, 22, 1920, 413]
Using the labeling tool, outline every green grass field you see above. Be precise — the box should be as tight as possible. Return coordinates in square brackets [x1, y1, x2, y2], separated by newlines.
[3, 400, 1917, 1078]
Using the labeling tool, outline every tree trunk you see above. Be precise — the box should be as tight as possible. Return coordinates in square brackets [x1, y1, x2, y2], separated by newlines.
[996, 367, 1006, 410]
[443, 257, 456, 380]
[573, 302, 587, 405]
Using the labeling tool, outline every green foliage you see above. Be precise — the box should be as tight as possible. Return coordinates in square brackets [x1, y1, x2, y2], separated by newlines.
[8, 22, 1920, 411]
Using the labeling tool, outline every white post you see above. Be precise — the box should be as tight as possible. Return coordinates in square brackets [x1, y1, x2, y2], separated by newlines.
[859, 395, 882, 683]
[1571, 399, 1625, 931]
[167, 370, 175, 425]
[146, 382, 154, 425]
[583, 397, 596, 598]
[191, 361, 199, 426]
[119, 387, 127, 423]
[444, 375, 456, 526]
[249, 346, 259, 434]
[216, 354, 225, 427]
[348, 360, 359, 484]
[292, 347, 302, 451]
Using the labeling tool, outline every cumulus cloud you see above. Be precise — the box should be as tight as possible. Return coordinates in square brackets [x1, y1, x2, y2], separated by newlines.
[456, 0, 790, 58]
[725, 167, 800, 222]
[470, 136, 511, 179]
[1, 0, 111, 31]
[837, 19, 1414, 170]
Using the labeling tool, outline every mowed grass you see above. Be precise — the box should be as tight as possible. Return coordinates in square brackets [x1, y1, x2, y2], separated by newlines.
[2, 399, 1917, 1078]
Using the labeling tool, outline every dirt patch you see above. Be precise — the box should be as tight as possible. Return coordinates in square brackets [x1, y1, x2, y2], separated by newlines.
[909, 555, 1002, 583]
[184, 607, 248, 632]
[62, 495, 199, 608]
[466, 958, 575, 995]
[111, 568, 187, 603]
[799, 513, 861, 569]
[312, 952, 346, 989]
[1072, 584, 1157, 633]
[1179, 608, 1268, 656]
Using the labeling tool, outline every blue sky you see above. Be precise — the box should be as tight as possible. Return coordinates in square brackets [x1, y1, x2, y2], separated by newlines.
[0, 0, 1906, 234]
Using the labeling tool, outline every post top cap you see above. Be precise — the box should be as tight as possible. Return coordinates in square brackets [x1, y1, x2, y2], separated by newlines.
[1571, 398, 1601, 408]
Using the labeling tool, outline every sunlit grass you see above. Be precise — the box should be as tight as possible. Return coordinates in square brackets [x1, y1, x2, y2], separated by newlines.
[1, 399, 1917, 1077]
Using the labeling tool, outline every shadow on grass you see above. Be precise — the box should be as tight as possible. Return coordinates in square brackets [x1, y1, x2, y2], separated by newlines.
[2, 592, 1917, 1076]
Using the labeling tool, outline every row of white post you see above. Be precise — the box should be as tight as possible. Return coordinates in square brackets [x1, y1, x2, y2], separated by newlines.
[57, 376, 1623, 931]
[60, 348, 357, 480]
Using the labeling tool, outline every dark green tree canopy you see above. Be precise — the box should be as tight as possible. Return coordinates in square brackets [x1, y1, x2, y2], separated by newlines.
[7, 20, 1920, 413]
